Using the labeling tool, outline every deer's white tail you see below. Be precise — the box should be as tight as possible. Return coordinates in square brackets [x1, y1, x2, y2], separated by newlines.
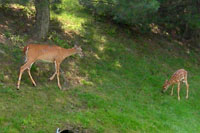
[23, 45, 29, 62]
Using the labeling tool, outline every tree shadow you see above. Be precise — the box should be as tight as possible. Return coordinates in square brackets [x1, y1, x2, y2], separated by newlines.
[0, 5, 34, 36]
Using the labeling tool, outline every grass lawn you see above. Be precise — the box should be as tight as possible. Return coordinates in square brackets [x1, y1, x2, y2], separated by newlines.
[1, 0, 200, 132]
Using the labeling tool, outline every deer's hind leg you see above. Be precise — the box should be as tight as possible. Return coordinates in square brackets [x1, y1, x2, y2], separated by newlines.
[17, 59, 36, 89]
[182, 74, 189, 99]
[184, 77, 189, 99]
[27, 64, 36, 87]
[177, 82, 181, 100]
[171, 85, 174, 96]
[185, 81, 189, 99]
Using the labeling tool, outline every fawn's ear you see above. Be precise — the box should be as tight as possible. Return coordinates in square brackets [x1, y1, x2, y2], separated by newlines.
[74, 45, 78, 48]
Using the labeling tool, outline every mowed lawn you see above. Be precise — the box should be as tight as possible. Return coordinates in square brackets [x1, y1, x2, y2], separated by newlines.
[1, 0, 200, 132]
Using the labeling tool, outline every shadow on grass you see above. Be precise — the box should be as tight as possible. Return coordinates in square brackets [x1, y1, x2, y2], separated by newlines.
[0, 5, 34, 36]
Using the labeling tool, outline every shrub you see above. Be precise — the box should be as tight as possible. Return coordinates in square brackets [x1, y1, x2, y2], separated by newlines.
[79, 0, 159, 30]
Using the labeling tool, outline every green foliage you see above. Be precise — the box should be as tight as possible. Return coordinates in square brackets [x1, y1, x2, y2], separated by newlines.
[0, 72, 4, 81]
[79, 0, 200, 43]
[79, 0, 159, 29]
[4, 30, 25, 45]
[0, 0, 31, 5]
[49, 31, 70, 48]
[156, 0, 200, 41]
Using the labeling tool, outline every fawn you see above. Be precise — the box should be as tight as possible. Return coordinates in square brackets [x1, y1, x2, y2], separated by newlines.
[162, 69, 189, 100]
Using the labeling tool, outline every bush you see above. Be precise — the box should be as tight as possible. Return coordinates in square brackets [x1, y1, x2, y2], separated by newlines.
[156, 0, 200, 41]
[80, 0, 200, 45]
[79, 0, 159, 28]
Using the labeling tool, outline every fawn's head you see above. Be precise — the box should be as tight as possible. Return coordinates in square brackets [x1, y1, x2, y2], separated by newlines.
[162, 80, 170, 93]
[74, 45, 83, 57]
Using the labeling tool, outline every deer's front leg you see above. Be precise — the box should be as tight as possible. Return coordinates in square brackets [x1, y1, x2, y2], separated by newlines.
[56, 62, 62, 90]
[177, 82, 180, 100]
[171, 85, 174, 96]
[49, 71, 57, 81]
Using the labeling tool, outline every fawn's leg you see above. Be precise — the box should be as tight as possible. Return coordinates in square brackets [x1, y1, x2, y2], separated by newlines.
[185, 81, 189, 99]
[171, 85, 174, 96]
[49, 61, 57, 81]
[184, 73, 189, 99]
[177, 82, 180, 100]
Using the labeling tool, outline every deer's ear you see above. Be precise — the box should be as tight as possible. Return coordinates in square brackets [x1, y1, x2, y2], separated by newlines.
[74, 45, 78, 48]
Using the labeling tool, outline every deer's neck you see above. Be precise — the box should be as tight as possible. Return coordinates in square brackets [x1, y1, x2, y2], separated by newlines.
[63, 48, 77, 58]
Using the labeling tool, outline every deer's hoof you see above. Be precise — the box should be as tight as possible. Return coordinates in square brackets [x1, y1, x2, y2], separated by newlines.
[16, 85, 20, 90]
[49, 78, 53, 81]
[59, 87, 63, 90]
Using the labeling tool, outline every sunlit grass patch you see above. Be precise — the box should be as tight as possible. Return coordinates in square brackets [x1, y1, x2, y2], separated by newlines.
[51, 0, 91, 32]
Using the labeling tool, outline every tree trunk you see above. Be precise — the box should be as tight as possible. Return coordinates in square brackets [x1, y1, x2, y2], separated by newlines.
[34, 0, 50, 40]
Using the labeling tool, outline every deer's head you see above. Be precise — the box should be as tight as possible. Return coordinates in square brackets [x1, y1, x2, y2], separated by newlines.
[162, 80, 170, 93]
[74, 45, 83, 57]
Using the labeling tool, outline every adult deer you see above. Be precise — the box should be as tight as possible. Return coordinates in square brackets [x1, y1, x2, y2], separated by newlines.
[17, 44, 83, 90]
[162, 69, 189, 100]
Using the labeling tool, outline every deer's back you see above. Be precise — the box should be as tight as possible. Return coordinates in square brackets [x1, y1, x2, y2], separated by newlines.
[170, 69, 187, 83]
[25, 44, 62, 62]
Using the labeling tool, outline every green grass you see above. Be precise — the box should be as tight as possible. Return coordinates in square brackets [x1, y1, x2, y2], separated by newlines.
[1, 0, 200, 132]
